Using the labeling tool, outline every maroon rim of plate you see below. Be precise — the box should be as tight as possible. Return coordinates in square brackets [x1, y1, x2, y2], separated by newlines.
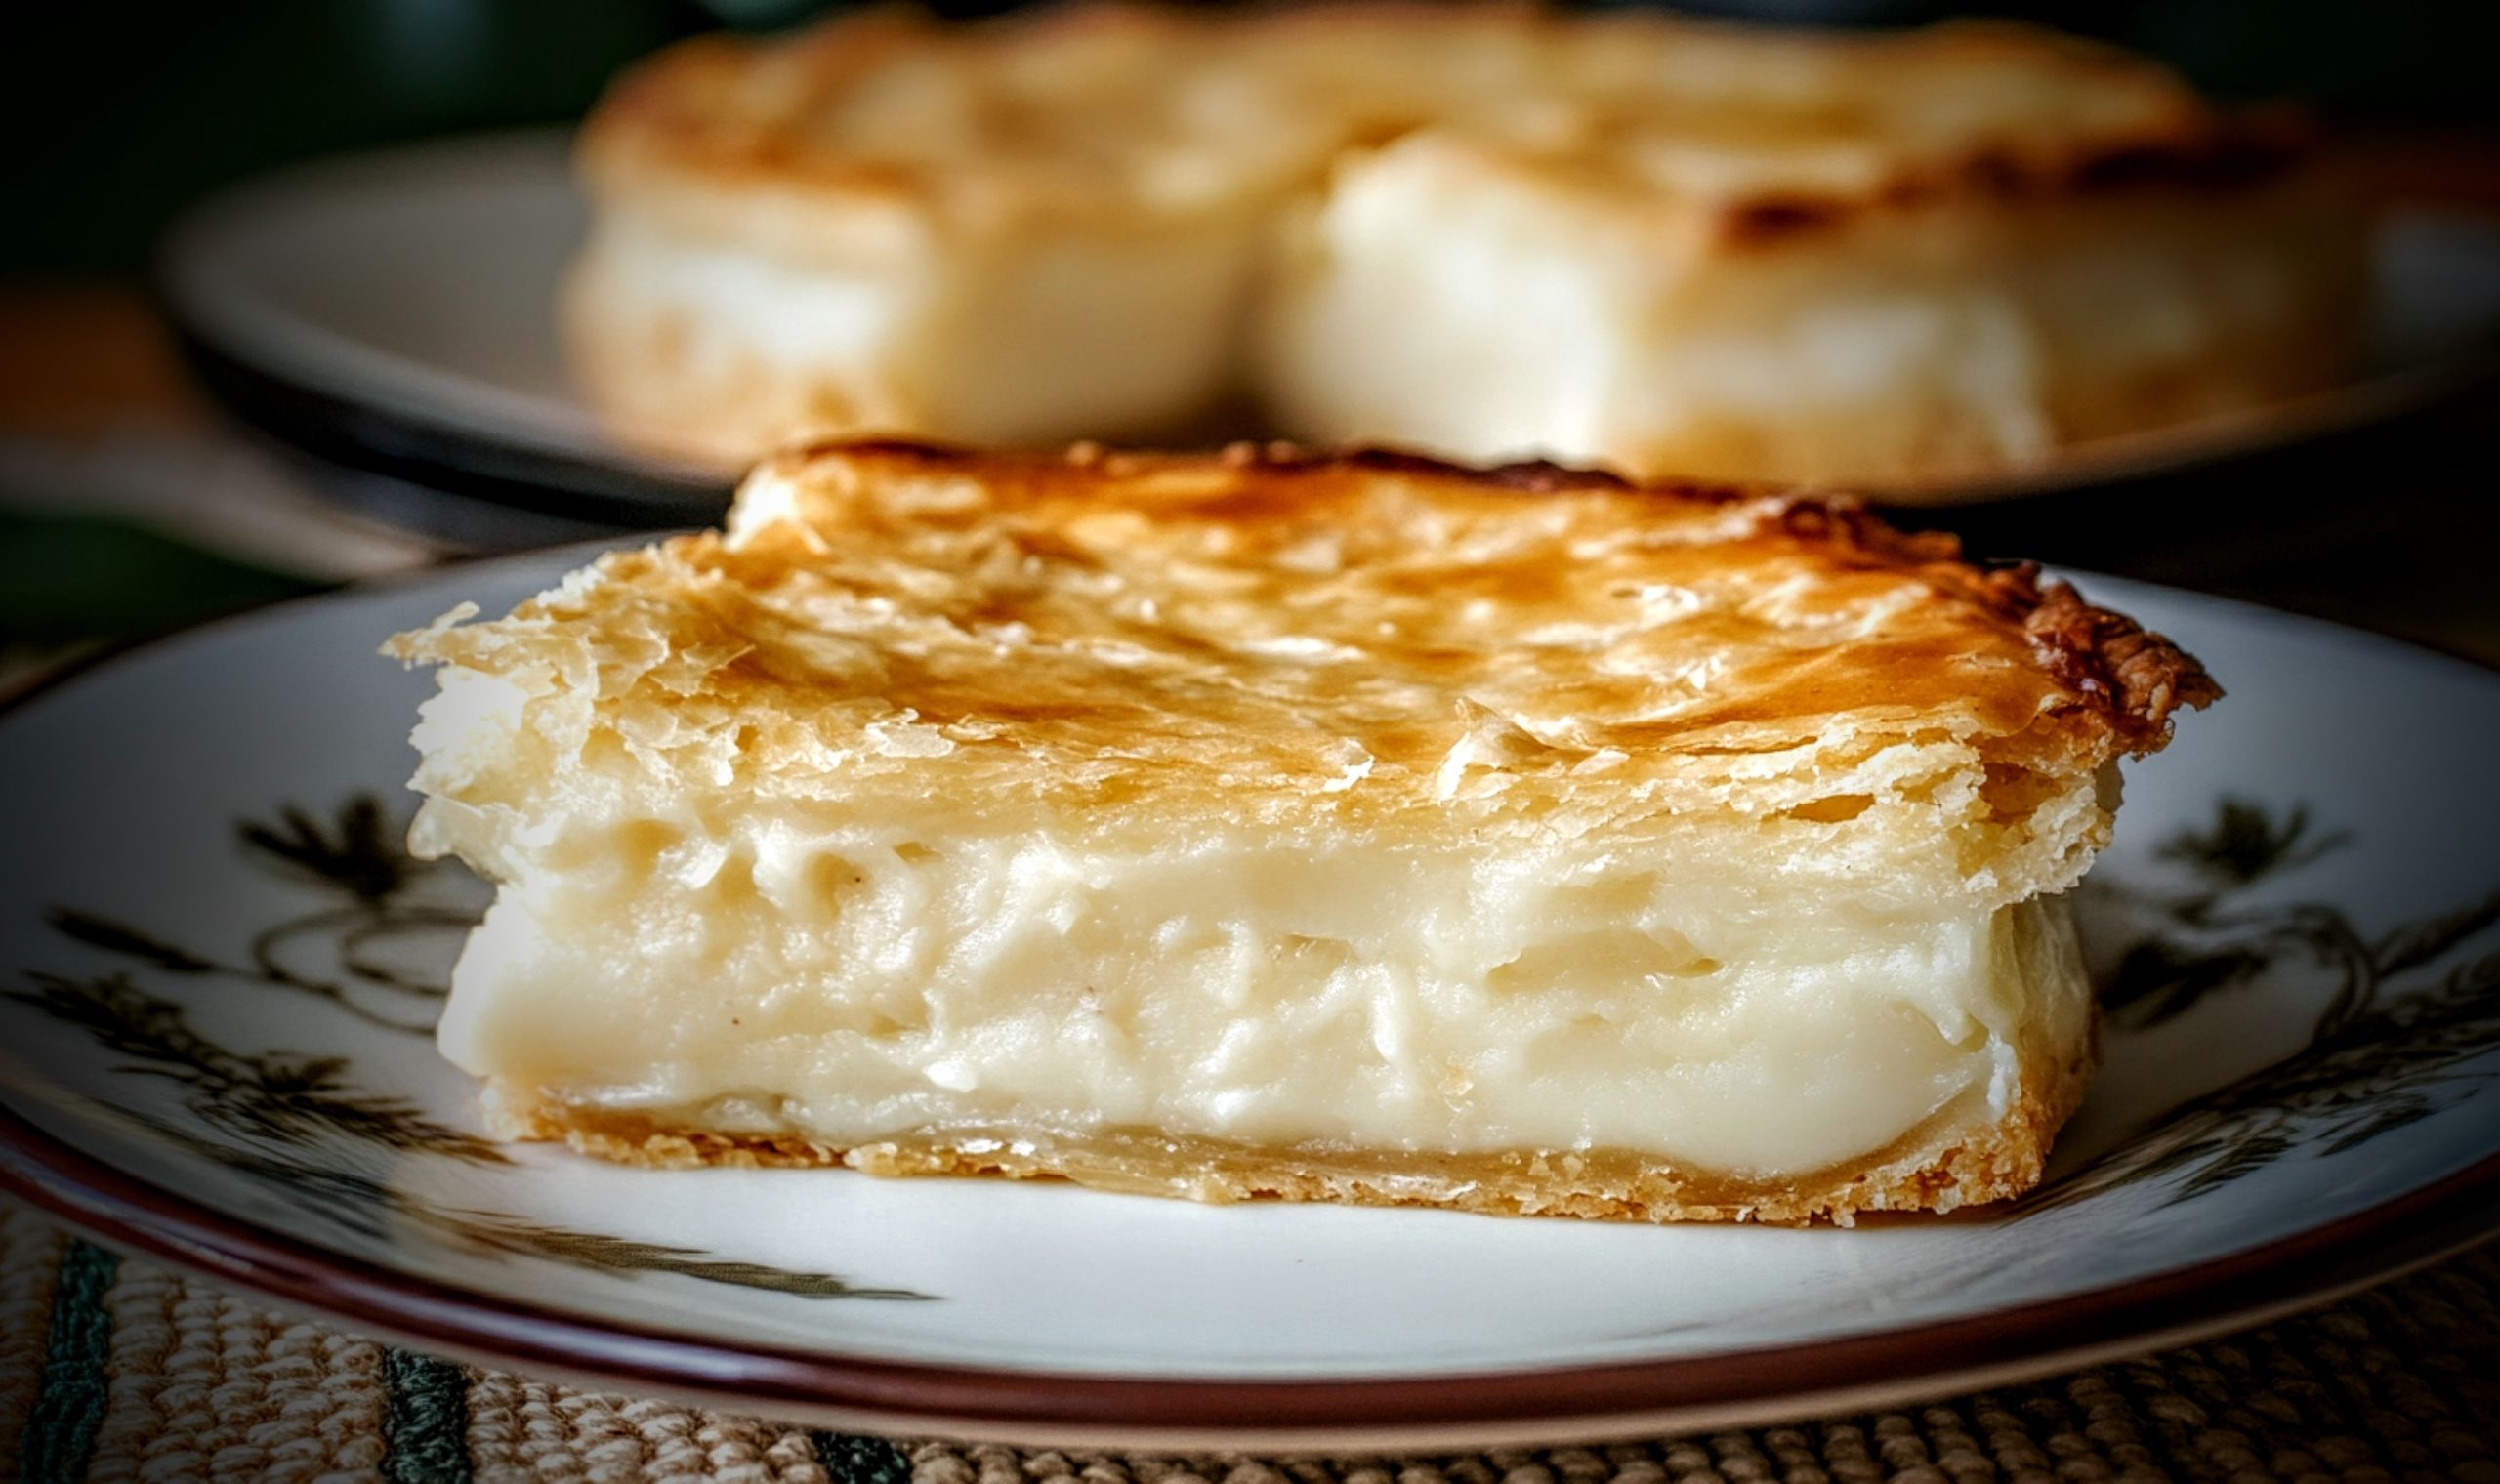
[3, 573, 2499, 1442]
[4, 1101, 2496, 1439]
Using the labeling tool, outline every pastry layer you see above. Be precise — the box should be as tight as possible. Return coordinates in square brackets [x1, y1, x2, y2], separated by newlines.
[389, 443, 2213, 1221]
[564, 3, 2360, 488]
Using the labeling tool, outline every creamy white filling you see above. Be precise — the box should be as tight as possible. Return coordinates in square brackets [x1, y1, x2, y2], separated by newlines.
[431, 809, 2091, 1178]
[572, 208, 1262, 443]
[1254, 144, 2349, 480]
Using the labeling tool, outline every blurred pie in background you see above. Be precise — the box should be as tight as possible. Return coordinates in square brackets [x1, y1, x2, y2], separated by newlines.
[562, 2, 2364, 489]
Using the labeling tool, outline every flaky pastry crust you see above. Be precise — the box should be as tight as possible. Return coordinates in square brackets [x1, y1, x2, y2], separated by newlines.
[392, 439, 2217, 837]
[760, 437, 2219, 762]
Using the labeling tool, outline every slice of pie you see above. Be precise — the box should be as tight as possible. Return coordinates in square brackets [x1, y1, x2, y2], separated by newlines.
[387, 442, 2216, 1224]
[562, 2, 2360, 488]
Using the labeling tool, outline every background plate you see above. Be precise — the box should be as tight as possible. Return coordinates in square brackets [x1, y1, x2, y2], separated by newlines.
[158, 133, 2500, 538]
[2, 556, 2498, 1448]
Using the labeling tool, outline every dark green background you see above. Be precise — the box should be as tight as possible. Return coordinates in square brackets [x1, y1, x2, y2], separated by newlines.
[3, 0, 2492, 276]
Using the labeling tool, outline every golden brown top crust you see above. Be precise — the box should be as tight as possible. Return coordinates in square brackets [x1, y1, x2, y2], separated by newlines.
[393, 441, 2214, 824]
[579, 1, 2306, 237]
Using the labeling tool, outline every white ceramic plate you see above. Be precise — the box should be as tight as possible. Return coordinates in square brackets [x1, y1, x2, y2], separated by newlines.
[159, 132, 2500, 528]
[2, 556, 2498, 1449]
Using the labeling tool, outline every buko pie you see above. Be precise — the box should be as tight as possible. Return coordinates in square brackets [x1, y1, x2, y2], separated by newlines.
[563, 3, 2358, 488]
[387, 443, 2217, 1224]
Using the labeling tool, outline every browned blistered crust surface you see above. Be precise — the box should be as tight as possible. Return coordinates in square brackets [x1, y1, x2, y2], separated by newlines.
[484, 1013, 2093, 1227]
[580, 2, 2312, 237]
[726, 437, 2220, 770]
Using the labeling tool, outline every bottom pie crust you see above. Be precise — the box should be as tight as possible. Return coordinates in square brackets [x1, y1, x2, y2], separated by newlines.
[479, 1022, 2096, 1225]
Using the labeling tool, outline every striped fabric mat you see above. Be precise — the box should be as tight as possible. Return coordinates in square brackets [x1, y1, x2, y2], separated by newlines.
[4, 1204, 2496, 1483]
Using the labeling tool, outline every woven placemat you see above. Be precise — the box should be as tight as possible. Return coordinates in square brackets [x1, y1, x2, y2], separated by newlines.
[4, 1204, 2496, 1484]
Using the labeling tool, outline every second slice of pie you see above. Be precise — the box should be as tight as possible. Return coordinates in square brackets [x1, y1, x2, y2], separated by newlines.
[388, 442, 2215, 1223]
